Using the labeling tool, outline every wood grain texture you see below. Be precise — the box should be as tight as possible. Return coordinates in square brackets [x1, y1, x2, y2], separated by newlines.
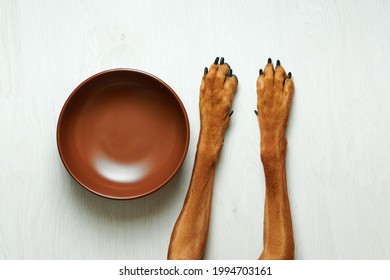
[1, 0, 390, 259]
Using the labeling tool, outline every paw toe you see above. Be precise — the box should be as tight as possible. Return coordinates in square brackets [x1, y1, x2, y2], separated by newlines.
[224, 75, 238, 93]
[256, 73, 265, 94]
[204, 63, 218, 86]
[283, 78, 294, 106]
[284, 78, 294, 95]
[264, 62, 274, 92]
[214, 63, 230, 89]
[275, 64, 287, 91]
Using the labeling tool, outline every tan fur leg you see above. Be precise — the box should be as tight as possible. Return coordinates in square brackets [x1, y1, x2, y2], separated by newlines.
[257, 59, 295, 260]
[168, 57, 238, 260]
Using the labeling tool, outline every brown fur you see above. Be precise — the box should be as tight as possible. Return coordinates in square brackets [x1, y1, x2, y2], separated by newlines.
[257, 61, 294, 259]
[168, 59, 294, 260]
[168, 60, 237, 260]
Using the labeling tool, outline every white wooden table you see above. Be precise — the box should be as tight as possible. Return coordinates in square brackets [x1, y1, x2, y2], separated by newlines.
[1, 0, 390, 259]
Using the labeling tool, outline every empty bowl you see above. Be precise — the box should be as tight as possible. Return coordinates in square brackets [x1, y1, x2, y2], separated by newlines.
[57, 69, 190, 199]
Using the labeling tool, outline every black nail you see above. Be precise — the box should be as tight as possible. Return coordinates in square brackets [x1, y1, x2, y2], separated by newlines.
[276, 60, 280, 66]
[204, 67, 208, 75]
[259, 69, 263, 75]
[288, 72, 292, 79]
[214, 57, 219, 64]
[268, 58, 272, 64]
[228, 69, 232, 77]
[220, 57, 225, 65]
[228, 110, 234, 117]
[254, 110, 258, 116]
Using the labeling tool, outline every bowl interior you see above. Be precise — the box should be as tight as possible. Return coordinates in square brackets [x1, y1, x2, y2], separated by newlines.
[57, 69, 189, 199]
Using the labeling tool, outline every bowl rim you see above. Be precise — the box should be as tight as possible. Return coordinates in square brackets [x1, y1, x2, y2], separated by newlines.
[56, 68, 190, 200]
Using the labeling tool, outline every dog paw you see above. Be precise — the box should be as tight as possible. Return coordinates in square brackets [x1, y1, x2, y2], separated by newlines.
[256, 58, 294, 143]
[199, 57, 238, 138]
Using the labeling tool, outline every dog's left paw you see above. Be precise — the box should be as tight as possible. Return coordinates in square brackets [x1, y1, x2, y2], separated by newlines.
[256, 59, 294, 141]
[256, 59, 294, 159]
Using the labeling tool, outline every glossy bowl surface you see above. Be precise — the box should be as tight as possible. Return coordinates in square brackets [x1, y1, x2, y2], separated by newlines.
[57, 69, 189, 199]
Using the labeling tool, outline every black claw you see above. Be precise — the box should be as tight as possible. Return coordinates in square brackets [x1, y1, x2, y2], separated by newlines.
[259, 69, 263, 75]
[276, 60, 280, 66]
[254, 110, 258, 116]
[288, 72, 292, 79]
[220, 57, 225, 65]
[268, 58, 272, 64]
[204, 67, 208, 75]
[214, 57, 219, 64]
[228, 69, 232, 77]
[228, 110, 234, 117]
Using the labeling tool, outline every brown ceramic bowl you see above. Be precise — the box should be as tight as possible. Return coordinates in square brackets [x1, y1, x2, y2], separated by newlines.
[57, 69, 189, 199]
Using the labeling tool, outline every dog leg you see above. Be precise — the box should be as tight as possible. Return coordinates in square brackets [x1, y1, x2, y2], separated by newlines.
[256, 59, 294, 260]
[168, 57, 238, 260]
